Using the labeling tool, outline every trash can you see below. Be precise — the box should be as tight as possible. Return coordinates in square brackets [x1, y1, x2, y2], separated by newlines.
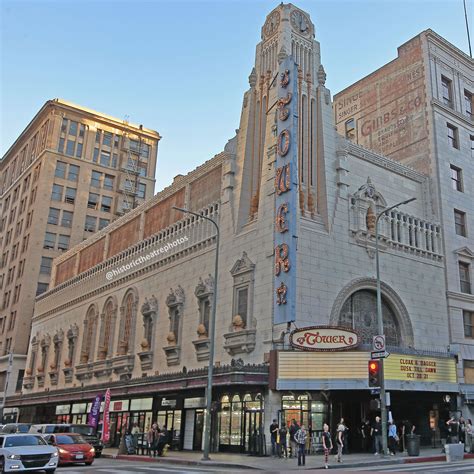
[406, 434, 420, 456]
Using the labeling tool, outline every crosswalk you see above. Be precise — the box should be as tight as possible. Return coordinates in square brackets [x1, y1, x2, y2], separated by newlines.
[59, 463, 224, 474]
[346, 459, 474, 472]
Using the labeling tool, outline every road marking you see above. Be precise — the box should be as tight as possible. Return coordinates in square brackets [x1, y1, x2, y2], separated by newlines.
[348, 460, 474, 472]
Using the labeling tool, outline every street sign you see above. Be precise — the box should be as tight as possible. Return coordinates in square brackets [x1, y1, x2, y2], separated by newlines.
[371, 350, 390, 359]
[373, 335, 386, 352]
[371, 388, 380, 395]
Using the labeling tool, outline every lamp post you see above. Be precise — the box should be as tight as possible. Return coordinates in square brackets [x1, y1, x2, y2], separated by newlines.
[375, 197, 416, 456]
[173, 206, 219, 461]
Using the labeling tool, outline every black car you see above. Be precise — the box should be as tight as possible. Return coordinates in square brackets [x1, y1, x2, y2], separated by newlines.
[65, 425, 103, 457]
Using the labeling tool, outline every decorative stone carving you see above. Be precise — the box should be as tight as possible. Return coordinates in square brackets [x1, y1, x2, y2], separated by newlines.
[112, 354, 135, 379]
[317, 65, 326, 86]
[196, 324, 207, 339]
[139, 294, 157, 370]
[92, 358, 113, 378]
[366, 206, 376, 234]
[164, 286, 185, 366]
[232, 314, 245, 331]
[223, 328, 257, 356]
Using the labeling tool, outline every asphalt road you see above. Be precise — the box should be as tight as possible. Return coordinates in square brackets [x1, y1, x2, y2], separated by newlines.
[53, 457, 474, 473]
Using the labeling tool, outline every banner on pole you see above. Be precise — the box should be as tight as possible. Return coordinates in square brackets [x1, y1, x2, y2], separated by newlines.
[87, 393, 102, 429]
[101, 389, 111, 443]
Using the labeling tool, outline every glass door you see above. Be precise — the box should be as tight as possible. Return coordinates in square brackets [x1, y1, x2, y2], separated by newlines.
[193, 410, 204, 450]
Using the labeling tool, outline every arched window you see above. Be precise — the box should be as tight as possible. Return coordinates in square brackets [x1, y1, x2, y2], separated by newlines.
[98, 299, 116, 360]
[118, 289, 138, 355]
[81, 305, 98, 363]
[339, 290, 401, 346]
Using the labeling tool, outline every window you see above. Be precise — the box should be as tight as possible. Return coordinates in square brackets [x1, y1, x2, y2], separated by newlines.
[43, 232, 56, 249]
[450, 165, 463, 191]
[137, 183, 146, 199]
[100, 150, 111, 167]
[104, 174, 114, 190]
[465, 90, 473, 119]
[459, 261, 471, 294]
[447, 124, 459, 149]
[58, 137, 65, 153]
[79, 123, 85, 138]
[85, 215, 97, 232]
[87, 193, 99, 209]
[61, 211, 73, 228]
[236, 287, 249, 326]
[65, 140, 75, 156]
[57, 234, 70, 251]
[64, 187, 76, 204]
[114, 135, 120, 148]
[442, 76, 453, 107]
[138, 163, 147, 177]
[51, 184, 63, 201]
[454, 210, 467, 237]
[48, 208, 60, 225]
[98, 218, 110, 230]
[40, 257, 53, 275]
[91, 171, 102, 188]
[68, 164, 79, 182]
[36, 282, 48, 296]
[93, 148, 99, 163]
[69, 121, 78, 136]
[345, 118, 356, 140]
[61, 118, 68, 133]
[55, 161, 66, 179]
[76, 142, 83, 158]
[471, 135, 474, 159]
[464, 311, 474, 338]
[103, 132, 112, 147]
[101, 196, 112, 213]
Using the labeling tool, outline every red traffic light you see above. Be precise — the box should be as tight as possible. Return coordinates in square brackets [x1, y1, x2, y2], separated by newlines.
[368, 360, 381, 387]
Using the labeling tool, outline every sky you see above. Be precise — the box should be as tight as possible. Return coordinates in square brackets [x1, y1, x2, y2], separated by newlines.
[1, 0, 472, 192]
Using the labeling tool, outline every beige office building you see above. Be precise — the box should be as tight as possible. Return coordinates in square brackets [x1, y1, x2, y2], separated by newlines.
[0, 99, 160, 412]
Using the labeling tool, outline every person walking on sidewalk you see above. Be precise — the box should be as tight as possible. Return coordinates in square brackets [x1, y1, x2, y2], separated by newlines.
[459, 416, 466, 445]
[279, 422, 288, 458]
[270, 419, 279, 457]
[466, 419, 473, 453]
[371, 416, 383, 455]
[335, 418, 345, 463]
[388, 421, 399, 455]
[147, 423, 159, 457]
[289, 419, 299, 458]
[295, 423, 308, 467]
[322, 423, 333, 469]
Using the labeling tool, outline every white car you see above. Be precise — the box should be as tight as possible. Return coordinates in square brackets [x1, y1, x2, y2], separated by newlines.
[0, 434, 59, 472]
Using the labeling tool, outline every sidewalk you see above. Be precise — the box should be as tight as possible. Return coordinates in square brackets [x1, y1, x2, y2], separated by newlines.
[101, 447, 474, 470]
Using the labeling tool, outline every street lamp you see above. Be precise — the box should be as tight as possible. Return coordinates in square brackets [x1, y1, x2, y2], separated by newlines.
[375, 197, 416, 456]
[172, 206, 219, 461]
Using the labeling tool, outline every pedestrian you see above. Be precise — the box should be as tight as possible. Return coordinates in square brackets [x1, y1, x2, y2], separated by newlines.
[447, 416, 460, 444]
[402, 419, 415, 452]
[147, 423, 159, 457]
[466, 419, 473, 453]
[459, 416, 466, 445]
[157, 425, 169, 456]
[295, 423, 307, 466]
[279, 422, 288, 458]
[335, 417, 345, 463]
[322, 423, 333, 469]
[388, 420, 398, 455]
[131, 422, 140, 452]
[270, 418, 279, 457]
[289, 419, 299, 458]
[360, 419, 370, 452]
[371, 416, 383, 455]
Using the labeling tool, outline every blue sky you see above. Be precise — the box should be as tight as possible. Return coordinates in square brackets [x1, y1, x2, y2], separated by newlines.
[1, 0, 472, 192]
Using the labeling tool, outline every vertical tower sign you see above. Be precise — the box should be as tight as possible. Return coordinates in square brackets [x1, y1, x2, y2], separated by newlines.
[274, 56, 299, 324]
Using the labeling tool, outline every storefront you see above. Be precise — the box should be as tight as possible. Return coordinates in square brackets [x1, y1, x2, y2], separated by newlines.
[270, 347, 459, 450]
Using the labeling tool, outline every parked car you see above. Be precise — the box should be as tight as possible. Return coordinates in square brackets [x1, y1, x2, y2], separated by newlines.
[0, 433, 59, 472]
[43, 433, 94, 466]
[0, 424, 31, 434]
[68, 425, 103, 458]
[29, 424, 103, 457]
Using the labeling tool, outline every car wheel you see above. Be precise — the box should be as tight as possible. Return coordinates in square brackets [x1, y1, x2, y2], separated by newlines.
[45, 470, 56, 473]
[85, 461, 93, 466]
[0, 456, 4, 474]
[95, 452, 101, 458]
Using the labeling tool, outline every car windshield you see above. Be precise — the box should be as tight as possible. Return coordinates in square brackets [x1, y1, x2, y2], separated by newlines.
[70, 426, 94, 436]
[55, 434, 86, 444]
[5, 435, 46, 447]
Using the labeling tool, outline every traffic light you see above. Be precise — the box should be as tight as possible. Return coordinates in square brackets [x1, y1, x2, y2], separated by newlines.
[368, 360, 381, 387]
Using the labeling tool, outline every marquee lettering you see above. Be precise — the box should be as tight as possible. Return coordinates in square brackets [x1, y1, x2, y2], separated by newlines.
[276, 203, 289, 233]
[275, 163, 291, 195]
[275, 243, 290, 275]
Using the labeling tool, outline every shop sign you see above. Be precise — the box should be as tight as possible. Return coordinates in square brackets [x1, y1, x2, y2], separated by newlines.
[290, 326, 360, 351]
[161, 398, 177, 407]
[184, 397, 206, 409]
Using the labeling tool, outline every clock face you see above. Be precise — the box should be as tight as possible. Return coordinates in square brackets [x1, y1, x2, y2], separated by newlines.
[290, 10, 310, 35]
[263, 11, 280, 39]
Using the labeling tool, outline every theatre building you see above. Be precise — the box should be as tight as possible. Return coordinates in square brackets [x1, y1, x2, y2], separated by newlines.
[11, 3, 458, 452]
